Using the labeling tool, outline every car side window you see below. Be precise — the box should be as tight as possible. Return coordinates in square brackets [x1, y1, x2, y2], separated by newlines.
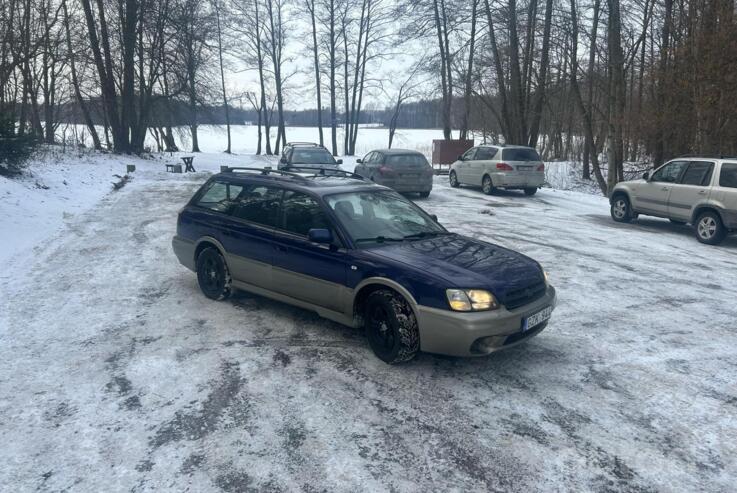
[231, 185, 282, 227]
[651, 161, 688, 183]
[280, 191, 331, 237]
[462, 148, 477, 161]
[679, 162, 714, 186]
[720, 163, 737, 188]
[475, 147, 495, 160]
[196, 181, 244, 214]
[361, 152, 373, 165]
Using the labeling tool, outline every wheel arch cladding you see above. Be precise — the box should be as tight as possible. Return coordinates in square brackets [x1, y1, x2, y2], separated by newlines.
[610, 189, 629, 204]
[353, 281, 417, 325]
[692, 206, 723, 225]
[194, 238, 225, 263]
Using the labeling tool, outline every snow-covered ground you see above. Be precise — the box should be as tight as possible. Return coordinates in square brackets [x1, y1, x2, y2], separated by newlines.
[1, 145, 737, 491]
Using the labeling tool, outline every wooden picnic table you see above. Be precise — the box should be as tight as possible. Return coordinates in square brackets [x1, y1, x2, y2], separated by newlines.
[181, 156, 196, 172]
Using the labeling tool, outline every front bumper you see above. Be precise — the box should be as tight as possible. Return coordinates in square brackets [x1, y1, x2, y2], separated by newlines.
[490, 171, 545, 188]
[415, 285, 557, 357]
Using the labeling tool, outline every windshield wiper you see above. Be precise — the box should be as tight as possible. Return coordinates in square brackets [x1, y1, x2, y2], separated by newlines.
[402, 231, 451, 240]
[354, 236, 405, 244]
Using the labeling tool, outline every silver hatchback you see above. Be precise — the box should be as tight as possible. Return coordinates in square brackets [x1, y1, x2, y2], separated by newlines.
[610, 157, 737, 245]
[354, 149, 434, 197]
[449, 145, 545, 195]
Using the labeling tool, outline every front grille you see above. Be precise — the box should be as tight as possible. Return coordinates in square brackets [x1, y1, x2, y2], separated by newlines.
[502, 281, 546, 310]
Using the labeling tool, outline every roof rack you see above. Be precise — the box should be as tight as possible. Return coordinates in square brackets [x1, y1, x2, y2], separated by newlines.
[676, 154, 737, 159]
[219, 166, 310, 181]
[285, 142, 322, 147]
[285, 166, 367, 181]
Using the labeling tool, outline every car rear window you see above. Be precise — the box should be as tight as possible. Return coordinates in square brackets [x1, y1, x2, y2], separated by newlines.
[680, 161, 714, 186]
[196, 181, 244, 214]
[385, 154, 428, 167]
[720, 163, 737, 188]
[291, 148, 336, 165]
[502, 148, 541, 161]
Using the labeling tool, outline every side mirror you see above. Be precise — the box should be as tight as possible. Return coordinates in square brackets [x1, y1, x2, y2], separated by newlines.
[356, 159, 362, 164]
[643, 171, 650, 181]
[308, 228, 333, 244]
[458, 154, 464, 161]
[280, 157, 287, 164]
[336, 159, 343, 165]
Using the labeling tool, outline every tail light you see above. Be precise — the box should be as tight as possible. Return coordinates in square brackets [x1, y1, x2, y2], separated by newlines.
[537, 163, 545, 171]
[378, 166, 396, 176]
[496, 162, 513, 171]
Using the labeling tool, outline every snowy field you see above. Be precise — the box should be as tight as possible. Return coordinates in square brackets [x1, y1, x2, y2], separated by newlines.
[2, 141, 737, 491]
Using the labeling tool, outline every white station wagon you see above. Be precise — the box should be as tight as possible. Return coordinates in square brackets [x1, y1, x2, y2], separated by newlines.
[449, 145, 545, 196]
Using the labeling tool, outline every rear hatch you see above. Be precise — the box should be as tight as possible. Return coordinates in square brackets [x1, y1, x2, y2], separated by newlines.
[386, 154, 432, 181]
[502, 148, 543, 173]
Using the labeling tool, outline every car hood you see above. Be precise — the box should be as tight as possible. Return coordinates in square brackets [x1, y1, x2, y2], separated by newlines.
[364, 234, 545, 298]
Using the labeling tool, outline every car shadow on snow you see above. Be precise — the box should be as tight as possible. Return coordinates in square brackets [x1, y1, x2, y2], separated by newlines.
[585, 214, 737, 248]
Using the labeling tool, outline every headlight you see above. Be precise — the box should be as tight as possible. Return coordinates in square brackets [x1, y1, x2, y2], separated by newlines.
[446, 289, 499, 311]
[544, 270, 550, 286]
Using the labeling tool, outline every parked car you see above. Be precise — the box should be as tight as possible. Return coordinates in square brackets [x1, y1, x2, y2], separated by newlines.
[610, 157, 737, 245]
[278, 142, 342, 172]
[449, 145, 545, 195]
[354, 149, 434, 197]
[172, 167, 556, 363]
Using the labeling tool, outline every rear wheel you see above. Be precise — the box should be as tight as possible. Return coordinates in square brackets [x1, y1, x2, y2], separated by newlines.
[610, 195, 633, 223]
[196, 247, 232, 300]
[695, 211, 727, 245]
[364, 290, 419, 364]
[482, 175, 495, 195]
[449, 171, 459, 188]
[524, 187, 538, 196]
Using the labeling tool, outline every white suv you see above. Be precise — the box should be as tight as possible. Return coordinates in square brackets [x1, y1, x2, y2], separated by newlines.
[609, 157, 737, 245]
[449, 145, 545, 195]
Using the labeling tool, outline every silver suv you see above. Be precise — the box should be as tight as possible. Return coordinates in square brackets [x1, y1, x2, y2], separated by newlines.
[610, 157, 737, 245]
[449, 145, 545, 195]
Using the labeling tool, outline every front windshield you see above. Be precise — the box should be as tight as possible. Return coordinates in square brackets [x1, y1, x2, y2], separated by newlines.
[291, 148, 337, 165]
[326, 191, 445, 246]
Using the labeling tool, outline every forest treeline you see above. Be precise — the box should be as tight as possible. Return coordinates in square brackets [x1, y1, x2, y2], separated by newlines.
[2, 0, 737, 193]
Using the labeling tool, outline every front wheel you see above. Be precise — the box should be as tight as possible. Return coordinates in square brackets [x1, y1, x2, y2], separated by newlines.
[695, 211, 727, 245]
[524, 187, 538, 196]
[449, 171, 459, 188]
[196, 247, 232, 300]
[364, 290, 420, 364]
[610, 195, 633, 223]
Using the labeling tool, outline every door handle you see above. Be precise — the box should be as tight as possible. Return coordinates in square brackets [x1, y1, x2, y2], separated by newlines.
[698, 190, 707, 195]
[661, 187, 670, 191]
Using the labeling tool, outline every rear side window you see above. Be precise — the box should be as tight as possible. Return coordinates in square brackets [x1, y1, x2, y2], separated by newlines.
[196, 181, 244, 214]
[502, 148, 540, 161]
[680, 162, 714, 186]
[386, 154, 428, 166]
[461, 148, 476, 161]
[475, 147, 497, 160]
[231, 185, 282, 227]
[720, 163, 737, 188]
[279, 191, 331, 236]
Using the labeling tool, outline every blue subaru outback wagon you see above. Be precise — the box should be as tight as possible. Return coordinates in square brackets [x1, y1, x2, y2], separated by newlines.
[173, 167, 556, 363]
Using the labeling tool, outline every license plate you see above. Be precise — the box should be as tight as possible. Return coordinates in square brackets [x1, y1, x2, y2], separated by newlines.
[518, 165, 533, 171]
[522, 306, 552, 331]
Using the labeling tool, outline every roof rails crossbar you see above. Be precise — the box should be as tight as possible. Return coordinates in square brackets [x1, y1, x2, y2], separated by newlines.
[220, 166, 310, 181]
[284, 166, 367, 181]
[286, 142, 321, 147]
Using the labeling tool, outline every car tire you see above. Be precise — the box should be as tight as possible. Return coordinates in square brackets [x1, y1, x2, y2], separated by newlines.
[364, 290, 420, 364]
[419, 191, 430, 198]
[449, 171, 460, 188]
[196, 247, 232, 300]
[610, 194, 633, 223]
[669, 219, 687, 225]
[524, 187, 538, 196]
[482, 175, 495, 195]
[695, 211, 727, 245]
